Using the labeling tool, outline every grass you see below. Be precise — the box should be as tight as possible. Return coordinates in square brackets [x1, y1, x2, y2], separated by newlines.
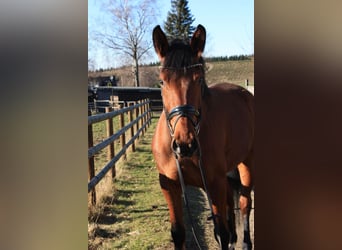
[88, 117, 174, 250]
[206, 59, 254, 86]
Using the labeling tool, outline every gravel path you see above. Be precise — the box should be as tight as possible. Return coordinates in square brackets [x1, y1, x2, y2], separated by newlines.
[183, 186, 254, 249]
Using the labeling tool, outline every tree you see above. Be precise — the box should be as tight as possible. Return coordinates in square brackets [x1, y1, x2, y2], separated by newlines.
[88, 58, 95, 72]
[94, 0, 157, 87]
[164, 0, 195, 41]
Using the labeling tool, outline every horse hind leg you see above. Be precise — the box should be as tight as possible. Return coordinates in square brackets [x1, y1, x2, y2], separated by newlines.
[227, 193, 237, 250]
[226, 170, 240, 249]
[240, 193, 252, 250]
[210, 177, 231, 250]
[237, 159, 254, 250]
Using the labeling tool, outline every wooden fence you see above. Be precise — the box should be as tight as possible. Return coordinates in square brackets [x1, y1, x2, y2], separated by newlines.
[88, 98, 152, 205]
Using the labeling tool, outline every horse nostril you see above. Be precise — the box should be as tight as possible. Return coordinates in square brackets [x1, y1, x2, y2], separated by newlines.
[172, 139, 181, 155]
[171, 139, 198, 157]
[189, 139, 199, 154]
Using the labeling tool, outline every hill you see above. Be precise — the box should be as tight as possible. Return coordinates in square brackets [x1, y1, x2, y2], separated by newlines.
[88, 58, 254, 88]
[206, 58, 254, 86]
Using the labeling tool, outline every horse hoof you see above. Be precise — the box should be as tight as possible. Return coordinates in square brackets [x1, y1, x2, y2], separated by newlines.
[242, 242, 252, 250]
[228, 243, 236, 250]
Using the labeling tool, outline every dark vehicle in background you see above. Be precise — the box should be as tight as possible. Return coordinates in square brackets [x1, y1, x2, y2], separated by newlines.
[88, 87, 98, 103]
[88, 87, 98, 112]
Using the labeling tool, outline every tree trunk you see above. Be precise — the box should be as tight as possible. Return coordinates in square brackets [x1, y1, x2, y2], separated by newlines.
[133, 57, 140, 87]
[132, 48, 140, 87]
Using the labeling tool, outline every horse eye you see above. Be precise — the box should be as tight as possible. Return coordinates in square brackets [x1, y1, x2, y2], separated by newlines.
[159, 80, 164, 86]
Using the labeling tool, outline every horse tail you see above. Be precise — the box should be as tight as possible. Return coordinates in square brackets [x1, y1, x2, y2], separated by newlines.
[227, 168, 241, 207]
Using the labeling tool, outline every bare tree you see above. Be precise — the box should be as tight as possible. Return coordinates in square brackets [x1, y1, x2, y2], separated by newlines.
[95, 0, 158, 87]
[88, 58, 95, 72]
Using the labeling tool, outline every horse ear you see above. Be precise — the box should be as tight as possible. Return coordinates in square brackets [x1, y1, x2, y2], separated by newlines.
[190, 24, 206, 58]
[152, 25, 169, 61]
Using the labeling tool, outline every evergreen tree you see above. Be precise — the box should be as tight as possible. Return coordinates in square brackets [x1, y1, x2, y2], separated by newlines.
[164, 0, 195, 41]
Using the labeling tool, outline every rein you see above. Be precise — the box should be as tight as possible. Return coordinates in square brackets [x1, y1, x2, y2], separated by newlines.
[174, 142, 222, 250]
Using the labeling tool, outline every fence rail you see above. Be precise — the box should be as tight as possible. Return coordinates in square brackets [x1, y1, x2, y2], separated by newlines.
[88, 98, 152, 204]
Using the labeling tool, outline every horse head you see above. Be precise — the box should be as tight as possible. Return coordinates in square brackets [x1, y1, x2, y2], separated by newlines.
[153, 25, 207, 158]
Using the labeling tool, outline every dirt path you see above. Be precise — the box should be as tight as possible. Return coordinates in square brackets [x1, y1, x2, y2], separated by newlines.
[184, 186, 254, 249]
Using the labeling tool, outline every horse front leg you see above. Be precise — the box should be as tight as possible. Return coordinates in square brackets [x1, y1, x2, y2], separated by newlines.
[159, 173, 185, 250]
[237, 161, 254, 250]
[210, 177, 230, 250]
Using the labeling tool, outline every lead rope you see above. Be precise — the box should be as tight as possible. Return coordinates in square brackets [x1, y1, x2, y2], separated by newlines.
[174, 143, 223, 250]
[175, 156, 202, 249]
[197, 144, 222, 249]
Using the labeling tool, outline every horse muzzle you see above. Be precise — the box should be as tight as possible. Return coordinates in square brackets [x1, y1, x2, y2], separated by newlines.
[166, 104, 201, 158]
[171, 137, 199, 158]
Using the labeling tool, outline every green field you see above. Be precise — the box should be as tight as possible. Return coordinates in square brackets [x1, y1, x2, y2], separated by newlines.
[206, 59, 254, 86]
[88, 58, 254, 88]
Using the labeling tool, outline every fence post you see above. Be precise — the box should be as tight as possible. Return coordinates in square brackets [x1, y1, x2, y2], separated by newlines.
[105, 107, 115, 178]
[147, 98, 151, 126]
[120, 111, 127, 160]
[144, 99, 148, 132]
[140, 100, 145, 137]
[136, 100, 140, 138]
[88, 110, 96, 205]
[129, 102, 136, 152]
[145, 98, 150, 127]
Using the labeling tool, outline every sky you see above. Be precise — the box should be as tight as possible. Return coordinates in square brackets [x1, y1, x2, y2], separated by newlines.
[88, 0, 254, 70]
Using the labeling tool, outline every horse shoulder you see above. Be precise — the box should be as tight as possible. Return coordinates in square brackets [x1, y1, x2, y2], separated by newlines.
[151, 115, 177, 176]
[152, 116, 169, 156]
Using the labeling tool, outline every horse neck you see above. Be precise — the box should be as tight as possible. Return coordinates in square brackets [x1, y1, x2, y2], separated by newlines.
[200, 89, 210, 118]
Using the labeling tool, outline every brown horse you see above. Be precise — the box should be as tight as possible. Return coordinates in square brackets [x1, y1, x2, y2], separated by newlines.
[151, 24, 254, 250]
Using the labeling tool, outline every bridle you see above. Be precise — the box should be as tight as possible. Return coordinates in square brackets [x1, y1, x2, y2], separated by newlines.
[159, 63, 223, 249]
[165, 104, 201, 137]
[160, 63, 203, 139]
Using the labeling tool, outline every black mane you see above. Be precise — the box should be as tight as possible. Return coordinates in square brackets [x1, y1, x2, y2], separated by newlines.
[163, 39, 205, 73]
[163, 39, 194, 69]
